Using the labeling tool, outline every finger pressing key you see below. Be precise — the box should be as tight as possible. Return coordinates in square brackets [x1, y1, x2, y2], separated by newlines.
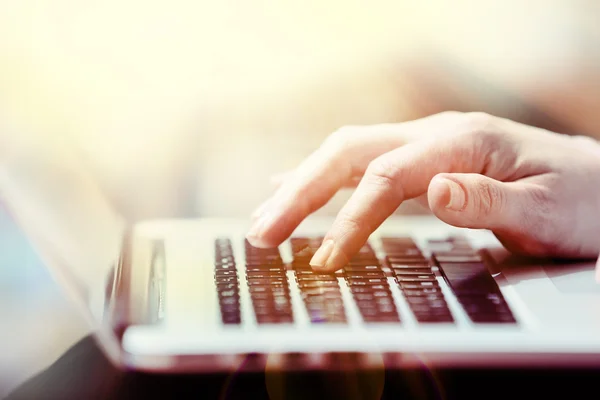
[309, 137, 487, 272]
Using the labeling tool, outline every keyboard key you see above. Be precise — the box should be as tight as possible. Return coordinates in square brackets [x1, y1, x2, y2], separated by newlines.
[305, 296, 344, 307]
[346, 277, 389, 286]
[215, 276, 239, 284]
[247, 277, 287, 286]
[246, 266, 285, 274]
[218, 289, 239, 298]
[245, 257, 284, 266]
[436, 262, 500, 296]
[385, 248, 424, 257]
[413, 313, 454, 323]
[296, 274, 338, 282]
[300, 287, 342, 297]
[249, 292, 287, 301]
[457, 295, 516, 323]
[345, 270, 386, 278]
[364, 314, 401, 323]
[298, 280, 340, 289]
[402, 287, 443, 296]
[435, 257, 516, 324]
[469, 313, 516, 323]
[346, 259, 386, 266]
[215, 239, 242, 325]
[433, 253, 483, 263]
[406, 297, 447, 309]
[349, 283, 390, 292]
[306, 303, 346, 323]
[396, 276, 437, 283]
[392, 267, 433, 275]
[344, 265, 382, 272]
[352, 293, 376, 301]
[245, 271, 287, 279]
[222, 314, 242, 324]
[214, 263, 236, 271]
[387, 256, 428, 264]
[399, 281, 439, 290]
[403, 297, 454, 323]
[461, 300, 512, 315]
[215, 269, 238, 277]
[398, 276, 436, 284]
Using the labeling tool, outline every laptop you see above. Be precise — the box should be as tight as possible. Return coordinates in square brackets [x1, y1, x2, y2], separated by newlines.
[3, 133, 600, 374]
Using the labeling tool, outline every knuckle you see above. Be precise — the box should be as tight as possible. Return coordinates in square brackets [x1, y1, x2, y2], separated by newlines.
[323, 126, 362, 161]
[295, 185, 316, 214]
[435, 110, 463, 120]
[528, 185, 555, 211]
[473, 179, 504, 217]
[461, 112, 496, 131]
[453, 113, 507, 172]
[365, 158, 400, 193]
[572, 135, 600, 153]
[326, 127, 347, 145]
[457, 112, 498, 141]
[521, 186, 556, 233]
[572, 134, 595, 144]
[336, 212, 367, 239]
[325, 126, 358, 148]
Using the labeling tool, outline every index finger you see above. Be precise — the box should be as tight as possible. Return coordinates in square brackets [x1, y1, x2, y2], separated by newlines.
[309, 131, 493, 272]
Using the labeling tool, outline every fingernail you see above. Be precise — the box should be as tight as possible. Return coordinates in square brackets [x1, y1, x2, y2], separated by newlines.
[444, 179, 466, 211]
[595, 258, 600, 283]
[246, 212, 273, 245]
[310, 240, 335, 269]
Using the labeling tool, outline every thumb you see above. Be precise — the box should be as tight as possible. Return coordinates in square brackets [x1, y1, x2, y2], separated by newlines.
[596, 255, 600, 283]
[427, 173, 526, 230]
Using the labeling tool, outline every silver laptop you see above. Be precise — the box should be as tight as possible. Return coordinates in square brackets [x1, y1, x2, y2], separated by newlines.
[3, 136, 600, 374]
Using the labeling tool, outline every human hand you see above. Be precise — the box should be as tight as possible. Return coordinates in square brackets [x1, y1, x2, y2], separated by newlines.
[245, 112, 600, 272]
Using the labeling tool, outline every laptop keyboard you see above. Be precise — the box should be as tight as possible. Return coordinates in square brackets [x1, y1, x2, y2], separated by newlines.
[214, 236, 516, 326]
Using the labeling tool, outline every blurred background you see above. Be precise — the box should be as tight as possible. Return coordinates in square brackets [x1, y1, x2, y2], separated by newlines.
[1, 0, 600, 395]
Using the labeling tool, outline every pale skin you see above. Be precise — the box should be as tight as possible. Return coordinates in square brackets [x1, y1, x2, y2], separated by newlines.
[245, 112, 600, 279]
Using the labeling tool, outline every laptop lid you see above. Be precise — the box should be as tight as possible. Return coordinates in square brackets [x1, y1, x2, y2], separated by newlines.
[0, 116, 127, 364]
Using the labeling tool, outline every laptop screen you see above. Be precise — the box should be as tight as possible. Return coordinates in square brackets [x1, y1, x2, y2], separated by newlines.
[0, 117, 125, 345]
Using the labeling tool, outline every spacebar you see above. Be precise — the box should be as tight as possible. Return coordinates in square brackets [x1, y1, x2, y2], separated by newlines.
[437, 262, 500, 295]
[438, 262, 516, 323]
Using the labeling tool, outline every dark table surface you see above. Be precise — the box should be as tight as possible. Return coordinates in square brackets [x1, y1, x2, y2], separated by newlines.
[6, 335, 600, 400]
